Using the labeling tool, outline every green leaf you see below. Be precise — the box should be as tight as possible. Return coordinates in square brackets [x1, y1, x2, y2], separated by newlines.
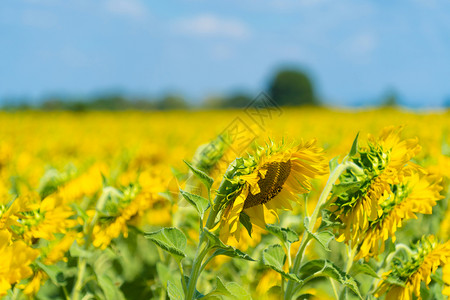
[303, 218, 334, 251]
[184, 160, 214, 192]
[266, 224, 299, 244]
[203, 278, 251, 300]
[167, 280, 184, 300]
[97, 274, 126, 300]
[262, 245, 302, 283]
[179, 189, 209, 218]
[156, 263, 181, 292]
[239, 212, 252, 237]
[145, 227, 187, 262]
[36, 261, 66, 286]
[225, 282, 251, 299]
[299, 259, 362, 299]
[310, 231, 334, 252]
[349, 132, 359, 157]
[349, 262, 379, 279]
[203, 277, 233, 299]
[203, 228, 254, 261]
[211, 248, 254, 262]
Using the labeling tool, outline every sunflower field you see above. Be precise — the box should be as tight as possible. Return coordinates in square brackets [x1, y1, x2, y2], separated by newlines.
[1, 107, 450, 300]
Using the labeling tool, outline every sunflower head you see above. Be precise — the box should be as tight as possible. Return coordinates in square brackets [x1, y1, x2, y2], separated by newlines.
[331, 127, 422, 245]
[376, 235, 450, 299]
[216, 140, 327, 243]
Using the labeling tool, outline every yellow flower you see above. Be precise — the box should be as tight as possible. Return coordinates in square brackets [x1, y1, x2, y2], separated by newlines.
[217, 140, 327, 243]
[0, 230, 39, 296]
[23, 270, 46, 296]
[355, 169, 443, 260]
[92, 192, 152, 249]
[333, 127, 421, 246]
[43, 231, 78, 265]
[22, 195, 77, 243]
[377, 236, 450, 299]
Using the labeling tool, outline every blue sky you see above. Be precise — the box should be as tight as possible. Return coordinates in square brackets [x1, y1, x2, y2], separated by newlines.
[1, 0, 450, 107]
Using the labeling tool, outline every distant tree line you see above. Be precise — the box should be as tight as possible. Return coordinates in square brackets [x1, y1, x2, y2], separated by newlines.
[3, 68, 444, 110]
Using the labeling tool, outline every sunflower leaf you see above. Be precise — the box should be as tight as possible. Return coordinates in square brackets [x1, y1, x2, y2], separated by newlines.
[167, 280, 184, 300]
[262, 245, 302, 283]
[299, 259, 362, 299]
[98, 274, 126, 300]
[266, 224, 299, 244]
[203, 228, 254, 261]
[349, 132, 359, 157]
[36, 260, 66, 286]
[145, 227, 187, 262]
[179, 188, 209, 219]
[203, 277, 251, 300]
[310, 230, 334, 252]
[303, 218, 334, 251]
[184, 160, 214, 192]
[349, 262, 379, 278]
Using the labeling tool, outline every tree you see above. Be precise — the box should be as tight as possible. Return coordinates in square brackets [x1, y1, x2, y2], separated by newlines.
[268, 69, 318, 106]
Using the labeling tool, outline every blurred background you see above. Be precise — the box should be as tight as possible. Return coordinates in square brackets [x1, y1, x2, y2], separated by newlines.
[1, 0, 450, 110]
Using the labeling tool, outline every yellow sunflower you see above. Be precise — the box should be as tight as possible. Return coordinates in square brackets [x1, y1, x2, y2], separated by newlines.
[217, 140, 327, 243]
[333, 126, 421, 246]
[377, 236, 450, 299]
[355, 168, 443, 260]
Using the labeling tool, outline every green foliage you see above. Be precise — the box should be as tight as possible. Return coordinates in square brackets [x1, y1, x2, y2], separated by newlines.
[262, 245, 302, 283]
[299, 259, 362, 299]
[145, 227, 187, 262]
[268, 69, 318, 106]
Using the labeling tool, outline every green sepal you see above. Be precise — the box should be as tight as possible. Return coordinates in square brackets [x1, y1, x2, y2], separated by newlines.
[262, 244, 302, 283]
[329, 156, 340, 172]
[349, 132, 359, 157]
[145, 227, 187, 262]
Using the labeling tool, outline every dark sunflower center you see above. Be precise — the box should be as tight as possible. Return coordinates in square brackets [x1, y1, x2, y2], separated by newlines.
[243, 160, 291, 209]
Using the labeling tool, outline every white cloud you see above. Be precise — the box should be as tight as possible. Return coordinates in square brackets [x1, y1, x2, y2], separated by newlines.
[104, 0, 148, 20]
[173, 14, 250, 39]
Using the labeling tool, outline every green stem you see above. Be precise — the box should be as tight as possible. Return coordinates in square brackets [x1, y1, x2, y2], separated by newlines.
[178, 260, 187, 294]
[72, 258, 87, 300]
[329, 278, 339, 300]
[345, 244, 355, 273]
[185, 179, 230, 299]
[284, 161, 363, 300]
[72, 189, 109, 300]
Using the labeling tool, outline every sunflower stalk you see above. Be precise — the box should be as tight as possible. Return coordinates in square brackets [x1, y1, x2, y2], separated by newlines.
[72, 188, 110, 300]
[185, 167, 236, 300]
[284, 160, 363, 300]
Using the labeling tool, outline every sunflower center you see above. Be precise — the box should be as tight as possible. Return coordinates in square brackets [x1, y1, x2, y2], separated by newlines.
[243, 160, 291, 209]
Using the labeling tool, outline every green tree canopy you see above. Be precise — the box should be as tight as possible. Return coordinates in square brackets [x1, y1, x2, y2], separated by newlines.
[268, 69, 318, 106]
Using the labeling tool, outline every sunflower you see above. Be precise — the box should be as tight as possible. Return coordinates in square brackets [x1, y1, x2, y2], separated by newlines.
[376, 236, 450, 299]
[332, 127, 421, 246]
[216, 140, 327, 243]
[355, 168, 443, 260]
